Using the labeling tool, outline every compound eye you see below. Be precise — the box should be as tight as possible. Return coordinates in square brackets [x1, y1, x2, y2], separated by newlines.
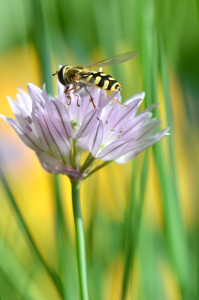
[57, 67, 66, 86]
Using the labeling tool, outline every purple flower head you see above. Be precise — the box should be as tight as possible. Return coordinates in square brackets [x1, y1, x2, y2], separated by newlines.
[0, 80, 169, 180]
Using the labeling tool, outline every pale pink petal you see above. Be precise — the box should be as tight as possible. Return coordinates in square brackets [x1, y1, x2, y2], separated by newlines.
[119, 112, 152, 139]
[140, 103, 160, 114]
[17, 88, 32, 112]
[27, 83, 45, 107]
[76, 109, 98, 139]
[88, 120, 104, 157]
[51, 100, 72, 138]
[0, 115, 43, 152]
[97, 138, 136, 161]
[133, 119, 161, 140]
[115, 138, 159, 164]
[42, 87, 72, 138]
[44, 113, 70, 157]
[31, 102, 49, 152]
[124, 91, 145, 105]
[153, 128, 170, 139]
[33, 103, 62, 159]
[100, 91, 118, 109]
[77, 136, 89, 151]
[104, 98, 142, 135]
[37, 152, 82, 180]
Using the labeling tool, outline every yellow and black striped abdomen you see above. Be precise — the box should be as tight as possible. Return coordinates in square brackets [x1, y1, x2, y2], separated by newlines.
[82, 71, 122, 92]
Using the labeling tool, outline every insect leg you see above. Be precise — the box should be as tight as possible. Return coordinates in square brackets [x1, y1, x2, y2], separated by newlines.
[83, 86, 100, 120]
[84, 87, 96, 109]
[66, 91, 72, 105]
[64, 85, 76, 106]
[73, 91, 80, 107]
[71, 81, 81, 107]
[65, 87, 74, 106]
[66, 93, 71, 105]
[66, 87, 74, 93]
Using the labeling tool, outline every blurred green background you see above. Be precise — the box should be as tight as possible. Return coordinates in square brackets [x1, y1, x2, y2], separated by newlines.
[0, 0, 198, 299]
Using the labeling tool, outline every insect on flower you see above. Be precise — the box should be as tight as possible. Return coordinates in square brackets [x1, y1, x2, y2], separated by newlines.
[52, 52, 138, 107]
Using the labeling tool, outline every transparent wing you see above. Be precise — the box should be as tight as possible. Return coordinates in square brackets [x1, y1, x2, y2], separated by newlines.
[86, 52, 138, 68]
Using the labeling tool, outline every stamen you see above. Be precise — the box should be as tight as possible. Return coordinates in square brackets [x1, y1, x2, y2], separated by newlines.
[26, 125, 32, 132]
[106, 119, 109, 124]
[25, 116, 32, 124]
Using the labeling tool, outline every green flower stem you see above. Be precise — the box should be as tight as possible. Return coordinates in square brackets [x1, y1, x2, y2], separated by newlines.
[72, 139, 78, 169]
[84, 161, 112, 180]
[80, 155, 95, 174]
[71, 180, 88, 300]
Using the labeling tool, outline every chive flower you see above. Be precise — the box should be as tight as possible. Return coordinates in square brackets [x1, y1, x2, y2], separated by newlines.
[0, 81, 169, 180]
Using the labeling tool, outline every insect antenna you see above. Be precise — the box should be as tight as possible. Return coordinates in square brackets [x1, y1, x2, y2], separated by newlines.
[52, 71, 59, 76]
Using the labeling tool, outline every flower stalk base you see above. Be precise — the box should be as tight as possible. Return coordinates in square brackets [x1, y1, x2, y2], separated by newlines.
[71, 180, 88, 300]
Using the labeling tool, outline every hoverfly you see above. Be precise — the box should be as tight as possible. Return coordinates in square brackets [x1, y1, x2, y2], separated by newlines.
[52, 51, 138, 107]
